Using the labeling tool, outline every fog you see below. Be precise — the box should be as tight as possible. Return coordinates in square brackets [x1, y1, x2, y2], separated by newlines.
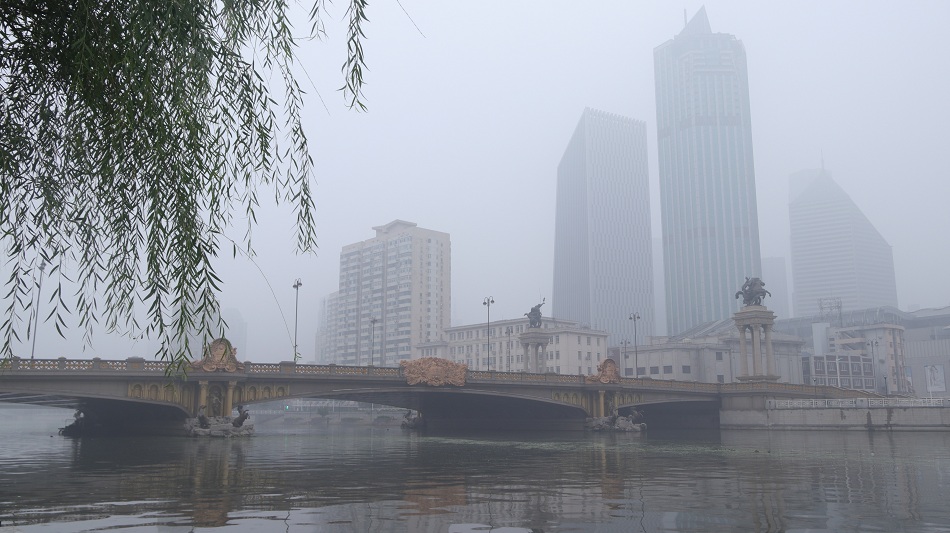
[16, 1, 950, 363]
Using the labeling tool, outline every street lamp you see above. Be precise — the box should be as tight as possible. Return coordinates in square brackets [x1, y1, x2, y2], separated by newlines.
[483, 297, 494, 371]
[835, 355, 844, 388]
[629, 313, 641, 377]
[31, 260, 47, 360]
[293, 278, 302, 362]
[813, 376, 817, 399]
[505, 326, 513, 372]
[620, 339, 631, 376]
[370, 317, 378, 366]
[868, 339, 881, 394]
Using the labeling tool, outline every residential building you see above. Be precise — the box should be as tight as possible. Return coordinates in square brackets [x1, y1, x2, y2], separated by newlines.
[322, 220, 450, 366]
[789, 168, 899, 317]
[773, 306, 950, 396]
[654, 7, 762, 335]
[552, 107, 654, 345]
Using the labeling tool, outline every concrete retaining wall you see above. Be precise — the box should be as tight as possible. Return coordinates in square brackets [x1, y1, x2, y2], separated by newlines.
[721, 397, 950, 431]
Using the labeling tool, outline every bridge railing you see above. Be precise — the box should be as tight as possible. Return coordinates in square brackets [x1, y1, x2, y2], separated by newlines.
[0, 357, 888, 400]
[773, 398, 948, 409]
[2, 357, 161, 372]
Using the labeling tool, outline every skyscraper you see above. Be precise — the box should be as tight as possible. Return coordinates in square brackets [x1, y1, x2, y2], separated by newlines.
[552, 107, 654, 348]
[654, 7, 762, 335]
[322, 220, 451, 366]
[789, 168, 898, 317]
[761, 257, 792, 319]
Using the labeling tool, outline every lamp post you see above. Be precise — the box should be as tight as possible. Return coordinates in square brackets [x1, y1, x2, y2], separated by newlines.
[868, 339, 880, 394]
[292, 278, 302, 362]
[835, 355, 844, 388]
[813, 376, 817, 399]
[629, 313, 640, 377]
[370, 317, 378, 366]
[483, 297, 494, 371]
[30, 260, 47, 360]
[505, 326, 513, 372]
[620, 339, 631, 376]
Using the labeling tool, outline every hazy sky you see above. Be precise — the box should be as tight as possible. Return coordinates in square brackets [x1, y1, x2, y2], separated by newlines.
[19, 1, 950, 362]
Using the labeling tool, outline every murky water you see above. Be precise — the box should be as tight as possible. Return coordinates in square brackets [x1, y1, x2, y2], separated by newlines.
[2, 406, 950, 532]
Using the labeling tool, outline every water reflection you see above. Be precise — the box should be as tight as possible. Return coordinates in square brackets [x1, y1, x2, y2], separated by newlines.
[2, 407, 950, 532]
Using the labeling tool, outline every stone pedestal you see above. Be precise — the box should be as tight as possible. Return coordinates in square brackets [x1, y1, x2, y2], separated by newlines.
[733, 305, 779, 382]
[519, 330, 552, 373]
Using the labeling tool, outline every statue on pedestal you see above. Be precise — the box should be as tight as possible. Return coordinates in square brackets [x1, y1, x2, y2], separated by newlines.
[525, 299, 545, 328]
[735, 277, 770, 307]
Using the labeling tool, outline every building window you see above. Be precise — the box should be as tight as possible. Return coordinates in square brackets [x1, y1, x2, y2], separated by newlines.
[636, 367, 645, 376]
[717, 374, 725, 383]
[716, 351, 723, 361]
[682, 365, 691, 374]
[650, 366, 659, 375]
[663, 365, 673, 374]
[586, 336, 591, 346]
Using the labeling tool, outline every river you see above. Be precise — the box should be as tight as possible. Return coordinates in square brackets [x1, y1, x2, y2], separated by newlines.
[2, 406, 950, 532]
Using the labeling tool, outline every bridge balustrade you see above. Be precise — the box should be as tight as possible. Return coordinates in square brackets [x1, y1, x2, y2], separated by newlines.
[247, 363, 281, 373]
[774, 398, 949, 409]
[0, 357, 881, 403]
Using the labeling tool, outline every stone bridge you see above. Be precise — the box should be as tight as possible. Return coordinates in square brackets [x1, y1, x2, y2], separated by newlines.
[0, 356, 871, 433]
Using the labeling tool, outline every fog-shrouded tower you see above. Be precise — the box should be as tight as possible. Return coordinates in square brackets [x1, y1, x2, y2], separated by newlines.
[552, 107, 655, 346]
[655, 7, 762, 335]
[789, 168, 898, 317]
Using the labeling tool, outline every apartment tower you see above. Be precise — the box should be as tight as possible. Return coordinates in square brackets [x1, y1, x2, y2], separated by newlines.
[323, 220, 450, 366]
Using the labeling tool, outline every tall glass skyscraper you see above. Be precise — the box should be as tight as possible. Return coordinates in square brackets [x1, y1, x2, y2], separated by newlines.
[552, 108, 654, 348]
[789, 168, 898, 317]
[654, 7, 761, 335]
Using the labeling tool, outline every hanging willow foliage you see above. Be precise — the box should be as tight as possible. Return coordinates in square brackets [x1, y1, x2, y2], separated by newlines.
[0, 0, 369, 373]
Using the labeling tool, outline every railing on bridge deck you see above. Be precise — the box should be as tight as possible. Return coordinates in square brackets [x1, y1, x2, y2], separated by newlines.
[773, 398, 950, 409]
[0, 357, 880, 400]
[2, 357, 168, 372]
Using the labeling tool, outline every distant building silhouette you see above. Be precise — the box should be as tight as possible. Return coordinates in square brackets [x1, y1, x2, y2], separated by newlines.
[654, 7, 762, 335]
[552, 107, 655, 350]
[789, 168, 898, 317]
[761, 257, 791, 319]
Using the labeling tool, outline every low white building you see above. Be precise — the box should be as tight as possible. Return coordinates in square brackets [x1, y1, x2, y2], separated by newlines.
[418, 317, 608, 375]
[609, 318, 805, 384]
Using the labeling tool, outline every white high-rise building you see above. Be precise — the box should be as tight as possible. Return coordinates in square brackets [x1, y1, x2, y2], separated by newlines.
[789, 168, 898, 317]
[322, 220, 451, 366]
[654, 7, 762, 335]
[552, 107, 655, 345]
